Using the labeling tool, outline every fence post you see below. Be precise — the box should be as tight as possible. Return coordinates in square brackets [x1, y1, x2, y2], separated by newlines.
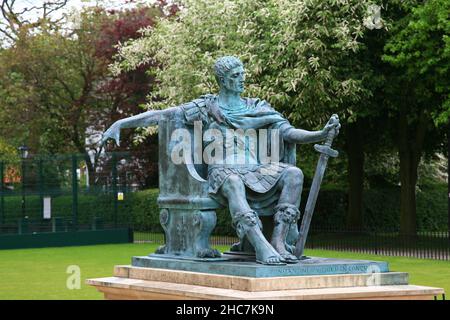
[21, 158, 25, 218]
[72, 154, 78, 231]
[112, 153, 118, 228]
[0, 161, 4, 225]
[123, 171, 128, 194]
[38, 159, 44, 218]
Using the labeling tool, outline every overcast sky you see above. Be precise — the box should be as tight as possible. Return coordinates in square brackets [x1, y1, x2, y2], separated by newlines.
[11, 0, 155, 20]
[15, 0, 146, 10]
[0, 1, 163, 46]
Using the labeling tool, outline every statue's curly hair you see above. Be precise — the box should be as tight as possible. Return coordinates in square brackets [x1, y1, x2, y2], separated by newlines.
[214, 56, 243, 85]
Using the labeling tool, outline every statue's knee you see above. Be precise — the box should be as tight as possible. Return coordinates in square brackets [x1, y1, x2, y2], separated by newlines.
[285, 167, 303, 187]
[223, 174, 244, 193]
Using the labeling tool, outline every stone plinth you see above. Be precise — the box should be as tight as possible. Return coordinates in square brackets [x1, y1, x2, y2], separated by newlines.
[87, 262, 445, 300]
[112, 265, 408, 291]
[133, 254, 389, 278]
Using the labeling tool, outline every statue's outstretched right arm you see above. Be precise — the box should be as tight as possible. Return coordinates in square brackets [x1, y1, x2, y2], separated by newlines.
[100, 106, 181, 146]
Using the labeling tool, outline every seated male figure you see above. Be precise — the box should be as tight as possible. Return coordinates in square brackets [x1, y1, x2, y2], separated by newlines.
[102, 56, 340, 265]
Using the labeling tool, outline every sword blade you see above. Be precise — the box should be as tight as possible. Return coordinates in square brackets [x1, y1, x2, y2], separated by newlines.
[294, 153, 330, 258]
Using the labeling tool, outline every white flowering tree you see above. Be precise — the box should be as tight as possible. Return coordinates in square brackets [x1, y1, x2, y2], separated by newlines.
[112, 0, 375, 126]
[112, 0, 379, 227]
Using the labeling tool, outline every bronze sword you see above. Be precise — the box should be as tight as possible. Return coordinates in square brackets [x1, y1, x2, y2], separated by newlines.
[294, 118, 339, 258]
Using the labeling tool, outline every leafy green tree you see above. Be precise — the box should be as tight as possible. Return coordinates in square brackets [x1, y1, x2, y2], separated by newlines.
[0, 13, 108, 171]
[384, 0, 449, 125]
[113, 0, 382, 226]
[0, 0, 69, 46]
[382, 0, 449, 234]
[0, 138, 17, 162]
[0, 2, 176, 186]
[111, 0, 445, 233]
[114, 0, 374, 121]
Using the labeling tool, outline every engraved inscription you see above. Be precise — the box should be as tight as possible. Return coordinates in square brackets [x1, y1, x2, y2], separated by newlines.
[274, 264, 377, 275]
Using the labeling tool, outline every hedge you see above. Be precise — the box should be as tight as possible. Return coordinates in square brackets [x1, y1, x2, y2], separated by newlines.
[0, 189, 161, 231]
[310, 184, 448, 232]
[0, 185, 447, 234]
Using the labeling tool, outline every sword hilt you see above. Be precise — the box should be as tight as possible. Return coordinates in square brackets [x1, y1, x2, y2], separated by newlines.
[314, 117, 339, 157]
[325, 127, 336, 147]
[325, 115, 339, 146]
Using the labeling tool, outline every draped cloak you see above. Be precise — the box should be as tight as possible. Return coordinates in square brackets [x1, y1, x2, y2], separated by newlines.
[180, 94, 296, 215]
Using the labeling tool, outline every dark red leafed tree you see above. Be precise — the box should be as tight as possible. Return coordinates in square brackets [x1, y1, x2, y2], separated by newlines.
[92, 2, 179, 188]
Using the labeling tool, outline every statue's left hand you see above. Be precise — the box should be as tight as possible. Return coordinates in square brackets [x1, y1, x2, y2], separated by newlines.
[323, 114, 341, 137]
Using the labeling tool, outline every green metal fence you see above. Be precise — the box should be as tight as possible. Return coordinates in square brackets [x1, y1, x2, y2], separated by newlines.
[0, 151, 149, 237]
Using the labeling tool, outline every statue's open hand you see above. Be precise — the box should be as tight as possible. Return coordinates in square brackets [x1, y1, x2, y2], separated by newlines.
[323, 114, 341, 137]
[100, 120, 121, 146]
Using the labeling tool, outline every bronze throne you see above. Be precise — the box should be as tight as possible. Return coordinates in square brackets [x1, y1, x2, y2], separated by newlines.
[155, 119, 299, 259]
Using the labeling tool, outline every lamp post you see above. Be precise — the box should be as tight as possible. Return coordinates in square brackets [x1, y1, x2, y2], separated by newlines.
[18, 145, 29, 219]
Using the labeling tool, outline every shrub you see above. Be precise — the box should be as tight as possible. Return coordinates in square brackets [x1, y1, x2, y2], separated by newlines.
[1, 185, 447, 234]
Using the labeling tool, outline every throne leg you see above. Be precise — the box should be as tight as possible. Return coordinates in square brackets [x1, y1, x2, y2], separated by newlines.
[156, 208, 220, 258]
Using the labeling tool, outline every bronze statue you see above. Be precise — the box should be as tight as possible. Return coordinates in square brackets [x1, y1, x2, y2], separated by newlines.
[102, 56, 340, 265]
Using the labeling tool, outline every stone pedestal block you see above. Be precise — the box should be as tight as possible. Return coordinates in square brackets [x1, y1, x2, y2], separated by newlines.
[87, 257, 445, 300]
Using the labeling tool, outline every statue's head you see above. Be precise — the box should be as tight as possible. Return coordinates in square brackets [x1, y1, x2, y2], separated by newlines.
[214, 56, 245, 94]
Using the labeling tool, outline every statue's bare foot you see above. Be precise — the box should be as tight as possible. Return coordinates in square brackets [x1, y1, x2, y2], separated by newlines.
[271, 205, 301, 264]
[245, 226, 286, 265]
[279, 253, 299, 264]
[255, 251, 285, 265]
[271, 241, 299, 263]
[257, 255, 284, 265]
[255, 237, 286, 265]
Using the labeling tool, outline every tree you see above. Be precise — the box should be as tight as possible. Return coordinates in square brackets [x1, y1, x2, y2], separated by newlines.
[0, 138, 17, 162]
[340, 22, 389, 229]
[112, 0, 388, 227]
[383, 0, 449, 234]
[0, 2, 177, 186]
[114, 0, 374, 120]
[0, 0, 68, 46]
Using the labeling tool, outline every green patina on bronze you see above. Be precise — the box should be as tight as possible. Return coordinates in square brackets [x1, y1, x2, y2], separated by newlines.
[102, 56, 340, 265]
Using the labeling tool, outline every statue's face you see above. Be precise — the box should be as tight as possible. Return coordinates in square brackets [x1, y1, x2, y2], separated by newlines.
[221, 66, 245, 93]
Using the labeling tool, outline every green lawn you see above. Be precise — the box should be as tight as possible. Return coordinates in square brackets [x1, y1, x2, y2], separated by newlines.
[0, 243, 448, 300]
[0, 243, 151, 300]
[302, 249, 450, 297]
